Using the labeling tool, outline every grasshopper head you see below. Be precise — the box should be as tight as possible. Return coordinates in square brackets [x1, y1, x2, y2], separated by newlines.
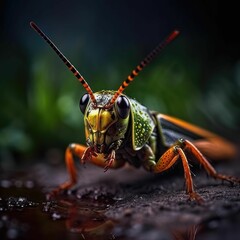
[79, 91, 130, 154]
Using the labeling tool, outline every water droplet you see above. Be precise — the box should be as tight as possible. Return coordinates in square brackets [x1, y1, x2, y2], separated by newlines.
[52, 212, 62, 220]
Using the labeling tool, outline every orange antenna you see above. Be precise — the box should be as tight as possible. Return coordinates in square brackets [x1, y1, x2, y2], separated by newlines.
[30, 21, 97, 106]
[108, 30, 180, 106]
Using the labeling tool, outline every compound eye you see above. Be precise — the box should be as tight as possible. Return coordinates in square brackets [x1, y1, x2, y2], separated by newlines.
[79, 93, 90, 114]
[116, 96, 130, 119]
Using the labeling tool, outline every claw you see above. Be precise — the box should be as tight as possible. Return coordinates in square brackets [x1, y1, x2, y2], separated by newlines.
[104, 150, 115, 172]
[214, 173, 240, 185]
[81, 147, 96, 164]
[188, 192, 204, 204]
[47, 181, 74, 200]
[80, 158, 86, 165]
[46, 188, 63, 200]
[104, 158, 114, 172]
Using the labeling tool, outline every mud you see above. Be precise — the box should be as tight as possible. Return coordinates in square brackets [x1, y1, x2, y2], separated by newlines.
[0, 159, 240, 240]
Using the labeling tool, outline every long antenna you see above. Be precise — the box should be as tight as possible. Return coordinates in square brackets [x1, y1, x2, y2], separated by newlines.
[30, 21, 97, 106]
[108, 30, 180, 106]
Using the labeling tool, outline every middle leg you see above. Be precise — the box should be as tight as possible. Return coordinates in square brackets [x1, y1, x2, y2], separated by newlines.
[152, 141, 204, 202]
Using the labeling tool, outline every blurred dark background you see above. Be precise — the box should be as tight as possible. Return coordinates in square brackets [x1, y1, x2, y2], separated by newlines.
[0, 0, 240, 169]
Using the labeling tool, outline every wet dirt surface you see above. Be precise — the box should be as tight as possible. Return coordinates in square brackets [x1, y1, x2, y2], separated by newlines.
[0, 159, 240, 240]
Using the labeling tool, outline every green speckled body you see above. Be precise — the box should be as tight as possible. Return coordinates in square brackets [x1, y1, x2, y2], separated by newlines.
[129, 98, 155, 150]
[83, 90, 157, 170]
[83, 90, 206, 171]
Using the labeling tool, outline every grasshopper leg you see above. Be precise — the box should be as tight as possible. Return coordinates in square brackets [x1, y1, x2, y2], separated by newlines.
[153, 141, 203, 203]
[153, 138, 240, 203]
[49, 143, 85, 197]
[49, 143, 126, 197]
[183, 139, 240, 184]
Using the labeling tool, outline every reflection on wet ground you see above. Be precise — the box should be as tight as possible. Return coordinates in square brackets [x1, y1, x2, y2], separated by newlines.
[0, 182, 117, 240]
[0, 163, 240, 240]
[1, 188, 201, 240]
[43, 191, 117, 239]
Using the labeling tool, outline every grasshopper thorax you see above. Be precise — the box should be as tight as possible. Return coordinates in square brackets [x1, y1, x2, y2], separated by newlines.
[79, 90, 130, 154]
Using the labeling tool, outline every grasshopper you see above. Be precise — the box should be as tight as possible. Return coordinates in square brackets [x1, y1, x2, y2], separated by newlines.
[30, 22, 239, 202]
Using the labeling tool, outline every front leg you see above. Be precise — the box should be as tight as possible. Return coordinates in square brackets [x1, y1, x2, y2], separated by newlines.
[81, 146, 97, 164]
[50, 143, 125, 197]
[50, 143, 86, 196]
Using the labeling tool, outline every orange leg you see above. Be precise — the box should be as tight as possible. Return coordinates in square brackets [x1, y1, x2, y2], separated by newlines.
[153, 139, 239, 202]
[153, 143, 203, 202]
[50, 144, 85, 196]
[183, 139, 240, 184]
[50, 143, 125, 196]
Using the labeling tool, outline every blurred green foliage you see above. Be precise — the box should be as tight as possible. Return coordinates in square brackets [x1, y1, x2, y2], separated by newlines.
[0, 34, 240, 167]
[200, 62, 240, 130]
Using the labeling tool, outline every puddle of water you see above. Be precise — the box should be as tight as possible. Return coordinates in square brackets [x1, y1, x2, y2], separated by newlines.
[0, 179, 117, 240]
[43, 192, 117, 239]
[0, 185, 201, 240]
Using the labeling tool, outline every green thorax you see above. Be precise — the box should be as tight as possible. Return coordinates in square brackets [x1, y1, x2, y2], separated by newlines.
[129, 98, 155, 150]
